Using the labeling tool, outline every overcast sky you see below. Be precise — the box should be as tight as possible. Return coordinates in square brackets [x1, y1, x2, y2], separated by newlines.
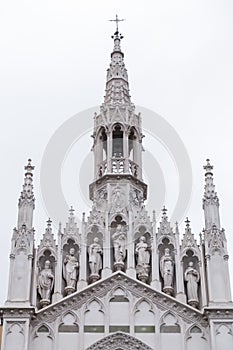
[0, 0, 233, 304]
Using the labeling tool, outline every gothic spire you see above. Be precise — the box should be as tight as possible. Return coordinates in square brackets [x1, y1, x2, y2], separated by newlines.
[17, 158, 35, 229]
[181, 217, 199, 253]
[104, 22, 131, 106]
[37, 218, 57, 253]
[202, 159, 220, 229]
[157, 206, 174, 237]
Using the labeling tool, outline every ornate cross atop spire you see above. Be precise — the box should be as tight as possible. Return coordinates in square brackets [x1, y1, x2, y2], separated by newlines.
[109, 14, 125, 34]
[46, 218, 52, 227]
[162, 206, 168, 219]
[69, 206, 75, 217]
[185, 217, 190, 228]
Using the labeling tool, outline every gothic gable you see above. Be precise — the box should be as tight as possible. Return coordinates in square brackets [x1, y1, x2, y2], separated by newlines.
[32, 271, 206, 327]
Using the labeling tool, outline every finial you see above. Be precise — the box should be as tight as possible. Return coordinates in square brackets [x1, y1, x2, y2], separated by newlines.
[46, 218, 52, 227]
[69, 206, 75, 216]
[82, 212, 86, 222]
[185, 217, 190, 228]
[24, 158, 34, 174]
[162, 206, 167, 217]
[152, 210, 156, 222]
[203, 158, 213, 175]
[109, 14, 125, 34]
[58, 221, 62, 232]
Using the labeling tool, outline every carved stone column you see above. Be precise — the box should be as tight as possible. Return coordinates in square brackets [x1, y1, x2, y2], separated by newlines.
[126, 209, 136, 278]
[102, 208, 112, 278]
[77, 215, 88, 290]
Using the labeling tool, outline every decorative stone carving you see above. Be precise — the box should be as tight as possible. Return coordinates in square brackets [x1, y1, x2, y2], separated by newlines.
[110, 186, 126, 213]
[157, 207, 175, 243]
[13, 224, 33, 254]
[38, 260, 54, 307]
[160, 248, 174, 295]
[86, 331, 153, 350]
[88, 237, 103, 283]
[205, 224, 225, 254]
[184, 262, 200, 308]
[63, 207, 79, 240]
[63, 248, 79, 295]
[87, 200, 104, 228]
[95, 188, 107, 212]
[135, 236, 150, 283]
[112, 224, 126, 270]
[129, 188, 143, 209]
[134, 205, 152, 229]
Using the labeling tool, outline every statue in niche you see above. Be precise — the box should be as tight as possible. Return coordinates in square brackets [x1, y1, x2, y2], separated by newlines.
[136, 236, 150, 265]
[63, 247, 79, 293]
[88, 237, 103, 278]
[135, 236, 150, 283]
[160, 248, 174, 295]
[38, 260, 54, 306]
[184, 261, 200, 307]
[112, 224, 126, 267]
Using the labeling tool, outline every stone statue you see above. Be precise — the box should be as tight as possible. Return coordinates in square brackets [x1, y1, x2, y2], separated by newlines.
[88, 237, 102, 276]
[160, 248, 174, 294]
[38, 260, 54, 304]
[112, 224, 126, 264]
[63, 247, 79, 291]
[184, 261, 200, 307]
[135, 236, 150, 266]
[135, 236, 150, 283]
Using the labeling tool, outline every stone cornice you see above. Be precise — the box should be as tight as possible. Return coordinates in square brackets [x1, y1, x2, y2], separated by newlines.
[0, 307, 35, 319]
[204, 305, 233, 320]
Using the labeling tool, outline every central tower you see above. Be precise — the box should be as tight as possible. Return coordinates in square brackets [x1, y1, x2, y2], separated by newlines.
[88, 28, 148, 281]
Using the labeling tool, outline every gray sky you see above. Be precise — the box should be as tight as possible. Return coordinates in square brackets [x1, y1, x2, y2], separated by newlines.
[0, 0, 233, 305]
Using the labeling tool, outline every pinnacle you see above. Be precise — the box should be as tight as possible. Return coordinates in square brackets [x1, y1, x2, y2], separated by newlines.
[203, 158, 213, 175]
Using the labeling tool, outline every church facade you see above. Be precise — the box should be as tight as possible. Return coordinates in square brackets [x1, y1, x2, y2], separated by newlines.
[1, 28, 233, 350]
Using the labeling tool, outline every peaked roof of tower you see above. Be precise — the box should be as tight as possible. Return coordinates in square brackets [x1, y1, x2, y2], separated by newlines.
[203, 158, 219, 202]
[103, 30, 132, 106]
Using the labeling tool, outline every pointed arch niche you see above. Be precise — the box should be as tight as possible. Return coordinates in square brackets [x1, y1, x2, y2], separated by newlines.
[160, 312, 182, 349]
[215, 323, 233, 350]
[134, 298, 156, 348]
[182, 249, 202, 309]
[37, 249, 56, 309]
[31, 325, 53, 350]
[86, 225, 104, 283]
[58, 312, 79, 350]
[84, 298, 105, 348]
[112, 123, 124, 158]
[109, 286, 130, 333]
[134, 226, 152, 284]
[110, 215, 127, 271]
[158, 237, 176, 295]
[5, 322, 25, 350]
[96, 127, 107, 178]
[186, 325, 208, 350]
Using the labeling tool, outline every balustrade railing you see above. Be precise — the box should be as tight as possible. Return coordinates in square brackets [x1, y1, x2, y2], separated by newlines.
[97, 158, 139, 179]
